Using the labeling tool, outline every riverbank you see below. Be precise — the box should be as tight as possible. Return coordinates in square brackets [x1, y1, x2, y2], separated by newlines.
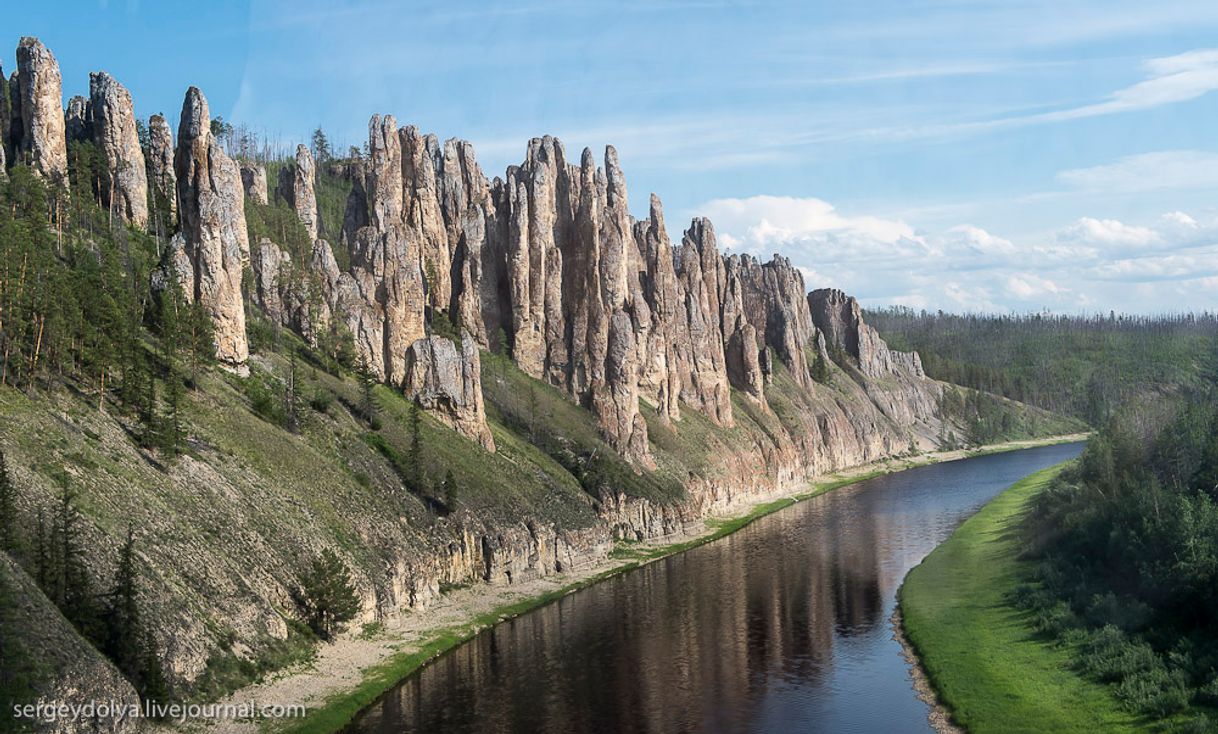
[899, 462, 1143, 734]
[195, 433, 1087, 734]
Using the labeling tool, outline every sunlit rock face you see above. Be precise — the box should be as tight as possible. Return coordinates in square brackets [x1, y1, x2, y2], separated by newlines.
[90, 71, 149, 229]
[15, 37, 68, 186]
[173, 86, 250, 374]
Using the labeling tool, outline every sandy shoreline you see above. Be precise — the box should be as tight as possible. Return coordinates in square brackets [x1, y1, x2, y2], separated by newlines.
[171, 433, 1086, 733]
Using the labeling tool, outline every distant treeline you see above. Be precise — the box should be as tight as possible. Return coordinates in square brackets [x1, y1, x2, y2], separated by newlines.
[867, 307, 1218, 425]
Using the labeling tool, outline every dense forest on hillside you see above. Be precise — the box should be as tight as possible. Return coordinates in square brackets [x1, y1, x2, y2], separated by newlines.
[1016, 384, 1218, 729]
[867, 308, 1218, 425]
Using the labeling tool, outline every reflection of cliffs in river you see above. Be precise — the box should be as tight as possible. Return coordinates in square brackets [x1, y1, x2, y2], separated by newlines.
[351, 445, 1088, 734]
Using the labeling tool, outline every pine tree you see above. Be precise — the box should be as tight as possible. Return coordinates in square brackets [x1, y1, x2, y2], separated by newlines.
[443, 469, 457, 510]
[33, 510, 48, 588]
[106, 526, 143, 684]
[409, 403, 423, 493]
[311, 128, 332, 164]
[811, 350, 831, 385]
[160, 367, 185, 456]
[297, 549, 360, 640]
[51, 479, 96, 638]
[0, 448, 15, 554]
[138, 368, 159, 449]
[357, 359, 378, 427]
[283, 349, 302, 433]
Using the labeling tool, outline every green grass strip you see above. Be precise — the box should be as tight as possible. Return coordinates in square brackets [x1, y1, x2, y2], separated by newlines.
[900, 462, 1146, 733]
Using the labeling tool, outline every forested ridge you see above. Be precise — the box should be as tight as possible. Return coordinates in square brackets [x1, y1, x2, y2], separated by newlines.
[868, 307, 1218, 425]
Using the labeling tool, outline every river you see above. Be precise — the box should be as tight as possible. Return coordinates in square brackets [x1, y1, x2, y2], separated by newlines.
[346, 442, 1084, 734]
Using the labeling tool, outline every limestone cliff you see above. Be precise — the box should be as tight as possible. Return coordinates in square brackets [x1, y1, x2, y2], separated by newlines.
[89, 71, 148, 229]
[147, 113, 176, 223]
[277, 144, 319, 240]
[171, 87, 250, 374]
[15, 37, 68, 185]
[403, 332, 496, 451]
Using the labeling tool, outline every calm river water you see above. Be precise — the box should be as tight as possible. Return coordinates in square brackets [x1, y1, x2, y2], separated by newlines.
[346, 442, 1084, 734]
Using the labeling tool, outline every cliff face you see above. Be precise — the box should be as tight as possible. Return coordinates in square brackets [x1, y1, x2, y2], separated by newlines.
[0, 37, 1065, 701]
[89, 71, 149, 229]
[14, 37, 67, 185]
[171, 87, 250, 374]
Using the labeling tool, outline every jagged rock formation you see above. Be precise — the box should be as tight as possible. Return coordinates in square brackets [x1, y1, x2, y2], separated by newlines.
[809, 288, 924, 378]
[440, 138, 497, 346]
[64, 94, 90, 142]
[316, 114, 428, 384]
[147, 113, 176, 223]
[277, 144, 319, 239]
[240, 160, 268, 205]
[251, 237, 291, 325]
[403, 332, 496, 451]
[729, 254, 820, 388]
[14, 37, 68, 185]
[5, 69, 20, 167]
[89, 71, 148, 229]
[340, 161, 369, 247]
[401, 126, 451, 313]
[674, 217, 735, 426]
[171, 87, 250, 374]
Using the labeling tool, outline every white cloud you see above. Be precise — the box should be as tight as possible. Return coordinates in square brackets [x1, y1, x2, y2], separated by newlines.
[1055, 217, 1162, 248]
[1042, 49, 1218, 121]
[694, 195, 1218, 312]
[1057, 150, 1218, 193]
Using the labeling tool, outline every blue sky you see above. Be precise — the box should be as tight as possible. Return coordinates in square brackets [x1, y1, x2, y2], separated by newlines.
[9, 1, 1218, 313]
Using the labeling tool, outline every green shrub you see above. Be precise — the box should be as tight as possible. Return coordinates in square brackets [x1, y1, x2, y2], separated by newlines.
[1114, 665, 1190, 717]
[1077, 626, 1158, 683]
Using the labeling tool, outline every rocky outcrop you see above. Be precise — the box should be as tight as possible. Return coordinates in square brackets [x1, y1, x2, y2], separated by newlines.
[251, 237, 291, 325]
[440, 138, 498, 347]
[401, 126, 451, 313]
[64, 94, 90, 142]
[15, 37, 68, 185]
[403, 332, 496, 451]
[89, 72, 148, 229]
[808, 288, 924, 378]
[240, 161, 268, 205]
[319, 115, 428, 383]
[277, 144, 319, 239]
[340, 162, 369, 247]
[675, 218, 734, 426]
[172, 87, 250, 374]
[729, 254, 819, 388]
[634, 195, 683, 421]
[147, 113, 176, 223]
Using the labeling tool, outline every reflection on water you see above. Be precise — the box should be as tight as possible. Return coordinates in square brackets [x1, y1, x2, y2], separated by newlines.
[348, 443, 1083, 734]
